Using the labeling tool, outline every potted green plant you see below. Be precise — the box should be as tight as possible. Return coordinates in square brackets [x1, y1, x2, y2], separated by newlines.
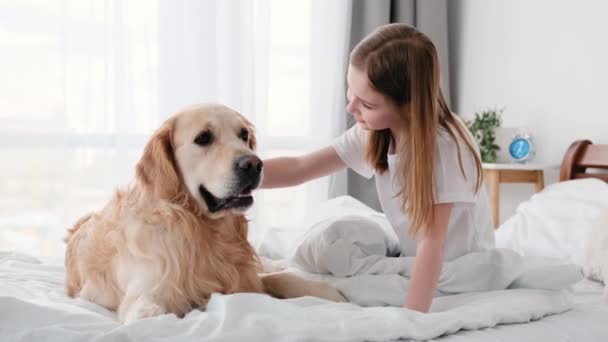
[466, 108, 503, 163]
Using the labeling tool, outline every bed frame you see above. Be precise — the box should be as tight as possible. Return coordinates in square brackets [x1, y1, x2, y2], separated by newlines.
[560, 140, 608, 182]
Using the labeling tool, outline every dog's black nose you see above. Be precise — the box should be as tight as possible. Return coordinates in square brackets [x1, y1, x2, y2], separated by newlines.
[236, 155, 263, 175]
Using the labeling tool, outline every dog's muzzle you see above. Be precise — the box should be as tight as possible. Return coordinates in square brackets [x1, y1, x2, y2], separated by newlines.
[199, 154, 263, 213]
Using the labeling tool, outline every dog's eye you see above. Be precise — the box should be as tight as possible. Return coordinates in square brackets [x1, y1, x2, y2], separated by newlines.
[239, 128, 249, 142]
[194, 131, 213, 146]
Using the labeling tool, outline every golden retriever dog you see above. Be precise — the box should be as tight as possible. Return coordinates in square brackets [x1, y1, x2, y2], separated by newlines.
[64, 103, 345, 323]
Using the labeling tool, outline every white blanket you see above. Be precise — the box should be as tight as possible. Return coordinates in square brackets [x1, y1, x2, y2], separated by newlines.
[1, 244, 580, 341]
[1, 195, 588, 341]
[288, 214, 583, 307]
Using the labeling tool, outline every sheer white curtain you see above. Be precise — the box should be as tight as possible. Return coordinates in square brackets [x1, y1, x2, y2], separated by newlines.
[0, 0, 351, 256]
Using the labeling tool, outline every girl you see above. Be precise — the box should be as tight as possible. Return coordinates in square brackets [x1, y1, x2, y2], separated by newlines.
[260, 23, 494, 313]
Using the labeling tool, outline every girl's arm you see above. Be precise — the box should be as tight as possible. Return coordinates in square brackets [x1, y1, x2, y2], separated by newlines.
[404, 203, 453, 313]
[260, 146, 347, 189]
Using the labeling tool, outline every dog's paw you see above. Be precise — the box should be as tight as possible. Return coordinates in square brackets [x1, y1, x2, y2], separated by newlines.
[261, 271, 347, 303]
[306, 280, 348, 303]
[119, 295, 167, 324]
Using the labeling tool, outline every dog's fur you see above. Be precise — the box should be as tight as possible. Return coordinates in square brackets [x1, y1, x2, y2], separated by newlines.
[64, 104, 345, 323]
[583, 208, 608, 300]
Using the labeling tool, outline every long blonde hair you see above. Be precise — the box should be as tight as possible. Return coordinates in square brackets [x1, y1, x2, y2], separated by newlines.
[350, 23, 483, 237]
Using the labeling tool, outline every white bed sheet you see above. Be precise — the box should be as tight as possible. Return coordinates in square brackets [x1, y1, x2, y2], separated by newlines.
[1, 252, 607, 341]
[434, 279, 608, 341]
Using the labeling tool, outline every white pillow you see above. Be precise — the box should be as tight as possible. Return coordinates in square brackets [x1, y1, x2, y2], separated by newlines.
[496, 178, 608, 264]
[582, 208, 608, 290]
[256, 196, 399, 260]
[288, 215, 398, 276]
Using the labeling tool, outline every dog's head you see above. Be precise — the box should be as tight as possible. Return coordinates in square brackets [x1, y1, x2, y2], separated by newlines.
[136, 103, 261, 218]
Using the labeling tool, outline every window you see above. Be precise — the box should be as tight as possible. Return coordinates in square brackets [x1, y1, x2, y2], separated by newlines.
[0, 0, 350, 256]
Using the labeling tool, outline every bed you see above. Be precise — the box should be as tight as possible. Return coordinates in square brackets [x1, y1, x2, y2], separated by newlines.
[444, 139, 608, 342]
[1, 140, 607, 342]
[560, 139, 608, 182]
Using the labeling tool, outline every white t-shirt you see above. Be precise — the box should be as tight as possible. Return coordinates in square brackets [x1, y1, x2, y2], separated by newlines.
[332, 124, 494, 261]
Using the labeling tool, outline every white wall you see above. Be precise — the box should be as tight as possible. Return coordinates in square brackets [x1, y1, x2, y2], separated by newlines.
[449, 0, 608, 224]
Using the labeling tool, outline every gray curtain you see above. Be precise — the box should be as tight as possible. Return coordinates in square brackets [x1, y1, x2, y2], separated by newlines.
[346, 0, 452, 211]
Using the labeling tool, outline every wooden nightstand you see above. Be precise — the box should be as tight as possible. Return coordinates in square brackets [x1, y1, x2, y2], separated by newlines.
[482, 163, 559, 228]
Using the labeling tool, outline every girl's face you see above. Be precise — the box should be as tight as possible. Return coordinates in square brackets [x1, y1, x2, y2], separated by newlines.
[346, 64, 404, 131]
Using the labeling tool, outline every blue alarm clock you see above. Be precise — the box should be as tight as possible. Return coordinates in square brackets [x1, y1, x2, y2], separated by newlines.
[509, 134, 535, 163]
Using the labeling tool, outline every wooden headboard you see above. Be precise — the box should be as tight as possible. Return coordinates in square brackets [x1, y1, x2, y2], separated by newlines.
[560, 140, 608, 182]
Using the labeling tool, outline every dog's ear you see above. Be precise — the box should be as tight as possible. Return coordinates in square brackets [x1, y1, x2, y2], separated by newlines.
[247, 125, 257, 151]
[136, 119, 180, 201]
[236, 112, 257, 150]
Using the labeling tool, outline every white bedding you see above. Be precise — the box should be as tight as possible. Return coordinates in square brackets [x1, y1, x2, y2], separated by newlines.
[286, 213, 582, 307]
[2, 191, 608, 341]
[0, 252, 587, 342]
[496, 178, 608, 263]
[436, 279, 608, 342]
